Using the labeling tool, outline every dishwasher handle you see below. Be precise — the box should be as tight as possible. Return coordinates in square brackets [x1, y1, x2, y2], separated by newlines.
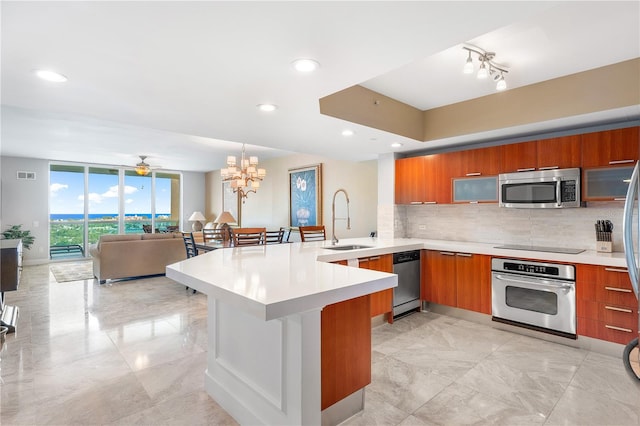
[393, 250, 421, 264]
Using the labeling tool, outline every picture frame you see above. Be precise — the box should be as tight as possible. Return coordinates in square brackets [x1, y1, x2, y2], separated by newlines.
[222, 181, 241, 226]
[288, 164, 322, 227]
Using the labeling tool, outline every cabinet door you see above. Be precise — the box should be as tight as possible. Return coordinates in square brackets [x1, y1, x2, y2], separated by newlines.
[424, 250, 457, 306]
[455, 253, 491, 314]
[360, 255, 393, 320]
[537, 135, 581, 170]
[423, 153, 447, 204]
[452, 176, 498, 203]
[582, 127, 640, 168]
[458, 145, 502, 176]
[583, 166, 634, 201]
[395, 157, 426, 204]
[501, 141, 537, 173]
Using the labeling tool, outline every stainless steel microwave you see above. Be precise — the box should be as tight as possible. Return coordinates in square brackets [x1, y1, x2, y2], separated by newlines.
[499, 168, 581, 208]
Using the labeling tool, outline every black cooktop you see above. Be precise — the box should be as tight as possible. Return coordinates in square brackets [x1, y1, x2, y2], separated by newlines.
[494, 244, 585, 254]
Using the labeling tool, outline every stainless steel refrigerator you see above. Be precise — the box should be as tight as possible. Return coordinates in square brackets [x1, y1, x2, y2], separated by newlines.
[622, 161, 640, 382]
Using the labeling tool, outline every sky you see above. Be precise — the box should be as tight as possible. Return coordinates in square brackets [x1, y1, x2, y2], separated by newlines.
[50, 170, 174, 215]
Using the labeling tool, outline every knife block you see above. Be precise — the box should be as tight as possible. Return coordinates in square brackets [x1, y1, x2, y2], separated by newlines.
[596, 233, 613, 253]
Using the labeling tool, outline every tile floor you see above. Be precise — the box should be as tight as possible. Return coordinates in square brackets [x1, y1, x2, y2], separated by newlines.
[1, 263, 638, 425]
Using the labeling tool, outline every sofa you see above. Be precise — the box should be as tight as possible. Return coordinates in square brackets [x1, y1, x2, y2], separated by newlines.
[89, 233, 187, 284]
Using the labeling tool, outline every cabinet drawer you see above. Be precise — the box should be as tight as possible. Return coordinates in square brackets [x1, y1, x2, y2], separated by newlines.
[578, 317, 638, 345]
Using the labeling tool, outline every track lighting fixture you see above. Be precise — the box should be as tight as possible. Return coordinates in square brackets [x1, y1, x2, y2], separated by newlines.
[462, 45, 509, 91]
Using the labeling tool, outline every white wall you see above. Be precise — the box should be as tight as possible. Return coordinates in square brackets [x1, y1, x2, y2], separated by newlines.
[206, 154, 378, 240]
[1, 156, 51, 263]
[0, 156, 205, 264]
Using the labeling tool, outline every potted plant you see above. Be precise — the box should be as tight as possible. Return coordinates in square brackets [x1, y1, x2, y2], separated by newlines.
[2, 224, 35, 250]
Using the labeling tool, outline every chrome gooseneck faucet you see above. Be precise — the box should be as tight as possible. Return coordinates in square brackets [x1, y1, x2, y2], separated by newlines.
[331, 189, 351, 245]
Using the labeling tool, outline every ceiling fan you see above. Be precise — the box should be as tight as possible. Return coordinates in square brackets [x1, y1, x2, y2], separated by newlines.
[133, 155, 162, 176]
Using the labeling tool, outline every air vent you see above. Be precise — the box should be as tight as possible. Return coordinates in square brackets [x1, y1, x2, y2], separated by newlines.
[16, 171, 36, 180]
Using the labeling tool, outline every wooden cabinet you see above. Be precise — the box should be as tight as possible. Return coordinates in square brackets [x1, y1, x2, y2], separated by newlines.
[395, 155, 449, 204]
[359, 254, 394, 321]
[501, 141, 537, 173]
[321, 294, 371, 410]
[395, 156, 426, 204]
[537, 135, 582, 169]
[455, 145, 502, 177]
[1, 239, 22, 292]
[333, 254, 394, 323]
[423, 250, 491, 314]
[455, 253, 492, 314]
[582, 127, 639, 168]
[576, 264, 639, 345]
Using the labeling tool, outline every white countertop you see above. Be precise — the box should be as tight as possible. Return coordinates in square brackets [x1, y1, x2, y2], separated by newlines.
[166, 237, 631, 322]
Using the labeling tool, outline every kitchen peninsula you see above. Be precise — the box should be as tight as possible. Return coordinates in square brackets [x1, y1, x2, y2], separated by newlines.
[166, 239, 404, 426]
[166, 237, 631, 425]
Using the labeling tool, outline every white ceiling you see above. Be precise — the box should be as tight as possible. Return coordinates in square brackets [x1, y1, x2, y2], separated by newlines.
[1, 1, 639, 173]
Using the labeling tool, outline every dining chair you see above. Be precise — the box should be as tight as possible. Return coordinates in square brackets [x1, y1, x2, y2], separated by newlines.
[181, 232, 199, 293]
[232, 227, 266, 246]
[280, 226, 292, 242]
[299, 225, 326, 242]
[265, 229, 285, 244]
[142, 224, 153, 233]
[203, 228, 226, 244]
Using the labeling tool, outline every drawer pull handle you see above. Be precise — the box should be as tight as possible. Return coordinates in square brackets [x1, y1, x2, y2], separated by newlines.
[604, 268, 628, 273]
[466, 172, 481, 176]
[609, 159, 635, 165]
[423, 201, 437, 205]
[613, 198, 627, 201]
[604, 286, 633, 293]
[538, 166, 559, 170]
[368, 256, 381, 261]
[456, 253, 472, 257]
[604, 306, 633, 313]
[410, 201, 423, 205]
[516, 168, 536, 172]
[605, 325, 633, 333]
[440, 252, 455, 256]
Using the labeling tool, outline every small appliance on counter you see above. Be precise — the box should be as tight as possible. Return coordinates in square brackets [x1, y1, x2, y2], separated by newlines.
[595, 219, 614, 253]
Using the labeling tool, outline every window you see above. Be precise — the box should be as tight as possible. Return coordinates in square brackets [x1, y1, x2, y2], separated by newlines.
[49, 163, 182, 258]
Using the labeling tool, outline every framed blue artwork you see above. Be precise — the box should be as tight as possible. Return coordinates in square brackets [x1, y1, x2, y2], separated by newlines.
[289, 164, 322, 227]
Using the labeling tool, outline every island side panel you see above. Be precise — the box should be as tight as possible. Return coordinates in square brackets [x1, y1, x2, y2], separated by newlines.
[205, 297, 321, 425]
[321, 294, 372, 410]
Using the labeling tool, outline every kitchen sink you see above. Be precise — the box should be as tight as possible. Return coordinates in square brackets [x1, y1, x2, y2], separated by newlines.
[323, 244, 372, 251]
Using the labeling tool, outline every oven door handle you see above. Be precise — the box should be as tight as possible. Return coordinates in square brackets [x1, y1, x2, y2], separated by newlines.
[493, 274, 574, 290]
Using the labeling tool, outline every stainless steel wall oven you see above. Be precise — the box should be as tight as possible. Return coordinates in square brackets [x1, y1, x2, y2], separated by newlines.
[491, 258, 576, 338]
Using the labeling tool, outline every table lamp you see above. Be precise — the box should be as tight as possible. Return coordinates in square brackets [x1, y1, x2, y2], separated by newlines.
[188, 211, 206, 232]
[214, 211, 237, 241]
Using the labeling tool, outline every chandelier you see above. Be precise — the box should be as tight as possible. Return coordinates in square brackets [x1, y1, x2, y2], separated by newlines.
[135, 156, 151, 176]
[220, 144, 266, 201]
[462, 45, 509, 91]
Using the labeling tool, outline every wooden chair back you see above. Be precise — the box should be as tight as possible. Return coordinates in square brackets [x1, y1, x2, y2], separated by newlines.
[281, 227, 291, 242]
[232, 227, 266, 246]
[265, 229, 285, 244]
[142, 224, 153, 233]
[202, 228, 226, 243]
[181, 232, 199, 258]
[299, 225, 326, 242]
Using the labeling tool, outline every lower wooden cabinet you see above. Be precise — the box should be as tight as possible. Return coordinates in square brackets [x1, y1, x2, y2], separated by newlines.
[576, 264, 639, 344]
[422, 250, 491, 315]
[332, 254, 394, 322]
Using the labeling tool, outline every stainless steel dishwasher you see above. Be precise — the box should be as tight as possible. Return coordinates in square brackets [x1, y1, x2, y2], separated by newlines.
[393, 250, 421, 317]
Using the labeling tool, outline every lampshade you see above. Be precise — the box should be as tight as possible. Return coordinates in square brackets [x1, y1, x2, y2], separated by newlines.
[214, 211, 237, 224]
[188, 211, 206, 222]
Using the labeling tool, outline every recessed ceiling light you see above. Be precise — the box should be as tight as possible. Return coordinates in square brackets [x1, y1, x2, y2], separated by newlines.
[34, 69, 68, 82]
[257, 104, 277, 112]
[391, 142, 403, 148]
[341, 129, 354, 137]
[292, 58, 320, 73]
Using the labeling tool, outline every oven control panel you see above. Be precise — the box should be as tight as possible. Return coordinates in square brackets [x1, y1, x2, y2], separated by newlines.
[491, 258, 575, 280]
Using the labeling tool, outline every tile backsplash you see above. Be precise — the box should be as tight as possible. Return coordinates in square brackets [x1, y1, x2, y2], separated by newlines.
[397, 202, 638, 252]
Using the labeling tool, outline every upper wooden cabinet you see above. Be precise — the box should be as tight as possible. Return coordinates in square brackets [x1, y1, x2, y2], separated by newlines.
[501, 141, 537, 173]
[537, 135, 582, 169]
[581, 127, 640, 168]
[455, 146, 502, 177]
[395, 156, 426, 204]
[395, 154, 449, 204]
